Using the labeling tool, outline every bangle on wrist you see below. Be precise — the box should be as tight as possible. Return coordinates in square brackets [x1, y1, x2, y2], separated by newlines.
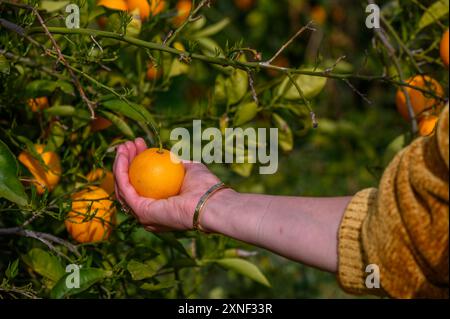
[193, 182, 229, 233]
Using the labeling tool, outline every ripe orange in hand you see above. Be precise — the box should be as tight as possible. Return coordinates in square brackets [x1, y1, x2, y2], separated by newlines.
[129, 148, 185, 199]
[395, 75, 444, 121]
[440, 29, 449, 68]
[18, 145, 61, 194]
[173, 0, 192, 26]
[87, 168, 115, 195]
[418, 115, 439, 137]
[27, 97, 48, 112]
[65, 187, 115, 243]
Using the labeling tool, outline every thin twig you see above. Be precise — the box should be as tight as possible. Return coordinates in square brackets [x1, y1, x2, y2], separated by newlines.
[165, 0, 211, 47]
[369, 0, 417, 133]
[24, 25, 445, 101]
[343, 79, 372, 105]
[285, 72, 318, 128]
[247, 70, 259, 105]
[1, 1, 96, 118]
[266, 21, 316, 65]
[0, 227, 81, 259]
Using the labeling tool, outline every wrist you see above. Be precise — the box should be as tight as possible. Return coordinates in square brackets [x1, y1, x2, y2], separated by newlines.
[200, 188, 241, 234]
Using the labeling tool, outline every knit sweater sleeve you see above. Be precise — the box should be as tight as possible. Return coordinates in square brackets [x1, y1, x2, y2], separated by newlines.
[337, 105, 449, 298]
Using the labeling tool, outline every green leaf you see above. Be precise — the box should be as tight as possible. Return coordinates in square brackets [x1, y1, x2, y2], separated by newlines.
[50, 267, 108, 299]
[227, 68, 248, 105]
[0, 54, 10, 75]
[22, 248, 65, 283]
[45, 105, 91, 119]
[40, 0, 70, 12]
[277, 67, 327, 100]
[127, 259, 158, 281]
[0, 140, 28, 206]
[153, 233, 189, 257]
[272, 113, 293, 152]
[192, 18, 231, 38]
[101, 99, 155, 125]
[209, 258, 270, 287]
[197, 37, 223, 56]
[46, 122, 66, 152]
[168, 58, 190, 78]
[140, 281, 177, 291]
[5, 259, 19, 280]
[26, 80, 74, 97]
[99, 110, 135, 138]
[214, 75, 227, 103]
[234, 102, 259, 126]
[418, 0, 449, 31]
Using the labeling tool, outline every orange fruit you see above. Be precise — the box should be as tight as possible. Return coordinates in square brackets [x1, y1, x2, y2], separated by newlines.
[27, 97, 48, 112]
[65, 186, 115, 243]
[128, 0, 150, 20]
[91, 116, 113, 132]
[146, 62, 162, 80]
[149, 0, 165, 16]
[97, 16, 108, 29]
[87, 168, 115, 195]
[311, 5, 327, 25]
[18, 144, 61, 194]
[173, 0, 192, 26]
[129, 148, 185, 199]
[98, 0, 164, 20]
[331, 5, 346, 24]
[440, 29, 449, 68]
[395, 75, 444, 121]
[418, 115, 439, 137]
[98, 0, 128, 11]
[234, 0, 256, 11]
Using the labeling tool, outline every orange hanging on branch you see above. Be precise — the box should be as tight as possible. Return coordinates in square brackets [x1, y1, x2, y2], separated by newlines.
[18, 145, 61, 194]
[65, 186, 116, 243]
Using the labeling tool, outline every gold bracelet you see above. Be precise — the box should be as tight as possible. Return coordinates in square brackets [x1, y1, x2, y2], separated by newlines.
[193, 182, 229, 233]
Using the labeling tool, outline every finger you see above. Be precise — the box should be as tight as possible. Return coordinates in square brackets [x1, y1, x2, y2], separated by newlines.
[135, 137, 147, 154]
[115, 154, 136, 198]
[116, 154, 151, 211]
[113, 144, 129, 184]
[113, 145, 126, 185]
[114, 182, 124, 205]
[124, 141, 137, 164]
[116, 144, 129, 158]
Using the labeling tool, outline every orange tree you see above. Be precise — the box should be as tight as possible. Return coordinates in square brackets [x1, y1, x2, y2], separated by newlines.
[0, 0, 448, 298]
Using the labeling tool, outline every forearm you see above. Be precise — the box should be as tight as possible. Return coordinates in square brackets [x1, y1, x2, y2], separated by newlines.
[202, 189, 352, 273]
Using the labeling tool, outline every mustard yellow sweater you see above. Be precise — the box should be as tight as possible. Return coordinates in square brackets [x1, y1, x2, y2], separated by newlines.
[338, 106, 449, 299]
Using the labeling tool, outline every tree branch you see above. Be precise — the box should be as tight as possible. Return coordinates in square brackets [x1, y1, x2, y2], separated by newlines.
[0, 227, 81, 260]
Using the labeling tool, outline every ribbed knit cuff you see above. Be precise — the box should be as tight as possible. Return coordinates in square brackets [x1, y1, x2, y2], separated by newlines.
[337, 188, 378, 295]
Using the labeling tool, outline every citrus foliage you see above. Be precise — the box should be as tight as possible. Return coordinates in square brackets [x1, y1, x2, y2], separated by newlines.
[0, 0, 448, 298]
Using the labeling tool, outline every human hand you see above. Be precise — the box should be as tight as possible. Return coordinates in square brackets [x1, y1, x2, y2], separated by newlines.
[113, 138, 222, 232]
